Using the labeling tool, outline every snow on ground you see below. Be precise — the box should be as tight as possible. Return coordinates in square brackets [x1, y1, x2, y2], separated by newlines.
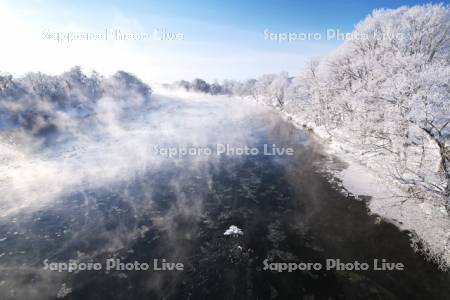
[280, 110, 450, 270]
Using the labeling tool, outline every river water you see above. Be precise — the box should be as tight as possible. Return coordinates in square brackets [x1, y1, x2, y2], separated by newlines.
[0, 92, 449, 299]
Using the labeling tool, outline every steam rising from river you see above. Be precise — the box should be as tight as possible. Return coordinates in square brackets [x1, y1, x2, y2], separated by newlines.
[0, 88, 268, 218]
[0, 85, 276, 298]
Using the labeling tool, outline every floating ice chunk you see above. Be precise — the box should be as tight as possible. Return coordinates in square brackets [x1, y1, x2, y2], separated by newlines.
[56, 283, 72, 298]
[224, 225, 243, 236]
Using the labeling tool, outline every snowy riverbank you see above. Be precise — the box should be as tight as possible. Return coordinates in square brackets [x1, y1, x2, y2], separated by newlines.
[279, 109, 450, 270]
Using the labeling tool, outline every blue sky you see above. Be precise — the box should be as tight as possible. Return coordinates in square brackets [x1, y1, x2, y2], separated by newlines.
[0, 0, 445, 82]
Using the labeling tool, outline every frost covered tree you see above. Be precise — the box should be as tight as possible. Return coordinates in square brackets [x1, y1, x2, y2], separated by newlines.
[253, 72, 291, 107]
[294, 4, 450, 204]
[191, 78, 210, 93]
[209, 81, 223, 95]
[0, 68, 153, 137]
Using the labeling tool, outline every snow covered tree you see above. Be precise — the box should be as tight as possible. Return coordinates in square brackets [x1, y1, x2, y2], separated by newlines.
[191, 78, 210, 93]
[297, 4, 450, 204]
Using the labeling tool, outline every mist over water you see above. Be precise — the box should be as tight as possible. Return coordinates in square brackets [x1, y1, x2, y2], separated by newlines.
[0, 89, 263, 217]
[0, 90, 449, 299]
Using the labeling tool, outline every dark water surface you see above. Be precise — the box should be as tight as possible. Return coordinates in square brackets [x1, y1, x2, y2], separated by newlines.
[0, 95, 449, 299]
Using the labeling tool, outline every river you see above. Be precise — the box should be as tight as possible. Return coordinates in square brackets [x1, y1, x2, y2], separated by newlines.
[0, 92, 449, 299]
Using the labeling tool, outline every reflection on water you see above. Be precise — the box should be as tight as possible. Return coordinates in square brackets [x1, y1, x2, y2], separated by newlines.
[0, 94, 449, 299]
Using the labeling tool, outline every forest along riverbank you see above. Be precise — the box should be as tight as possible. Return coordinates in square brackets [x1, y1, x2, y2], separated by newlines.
[0, 93, 449, 299]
